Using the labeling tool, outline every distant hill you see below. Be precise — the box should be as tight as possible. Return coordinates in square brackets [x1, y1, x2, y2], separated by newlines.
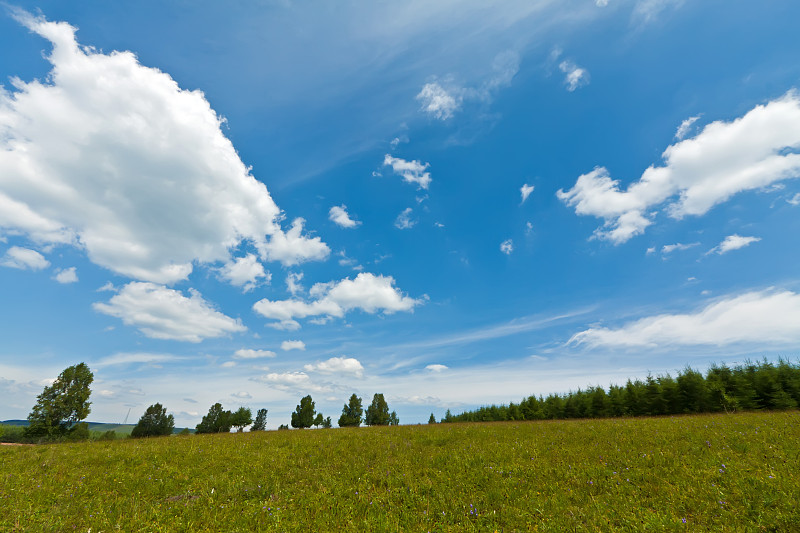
[1, 420, 193, 435]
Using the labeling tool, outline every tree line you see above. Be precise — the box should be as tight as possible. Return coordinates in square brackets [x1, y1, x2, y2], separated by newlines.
[10, 362, 400, 442]
[436, 359, 800, 424]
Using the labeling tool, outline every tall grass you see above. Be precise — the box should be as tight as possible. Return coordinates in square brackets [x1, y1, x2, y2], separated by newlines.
[2, 411, 797, 531]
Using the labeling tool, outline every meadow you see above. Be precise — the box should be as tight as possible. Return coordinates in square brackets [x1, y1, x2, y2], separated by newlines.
[1, 411, 798, 532]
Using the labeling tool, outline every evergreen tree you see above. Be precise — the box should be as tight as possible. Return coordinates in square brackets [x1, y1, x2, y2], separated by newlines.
[364, 393, 390, 426]
[389, 411, 399, 425]
[25, 362, 93, 440]
[131, 403, 175, 438]
[322, 416, 332, 428]
[291, 395, 316, 429]
[338, 394, 363, 427]
[251, 409, 268, 431]
[428, 413, 436, 424]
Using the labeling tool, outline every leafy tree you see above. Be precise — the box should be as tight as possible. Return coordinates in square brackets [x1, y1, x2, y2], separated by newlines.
[322, 416, 332, 428]
[364, 393, 390, 426]
[389, 411, 399, 426]
[313, 413, 324, 428]
[231, 407, 253, 432]
[278, 424, 289, 430]
[428, 413, 436, 424]
[251, 409, 268, 431]
[131, 403, 175, 438]
[291, 395, 316, 429]
[25, 362, 93, 440]
[196, 403, 232, 433]
[338, 394, 363, 427]
[178, 428, 191, 436]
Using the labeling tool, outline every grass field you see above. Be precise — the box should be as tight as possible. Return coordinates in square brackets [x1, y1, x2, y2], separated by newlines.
[2, 411, 798, 532]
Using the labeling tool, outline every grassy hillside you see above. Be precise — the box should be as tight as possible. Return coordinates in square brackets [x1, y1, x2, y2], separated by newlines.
[1, 411, 797, 531]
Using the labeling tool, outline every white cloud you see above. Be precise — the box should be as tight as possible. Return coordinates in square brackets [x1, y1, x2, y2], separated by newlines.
[93, 282, 246, 342]
[520, 184, 535, 204]
[95, 352, 183, 367]
[500, 239, 514, 255]
[568, 289, 800, 348]
[267, 319, 302, 331]
[425, 364, 448, 373]
[233, 349, 277, 360]
[286, 271, 304, 296]
[394, 207, 417, 230]
[281, 340, 306, 351]
[221, 361, 237, 368]
[558, 93, 800, 243]
[329, 205, 361, 228]
[1, 246, 50, 270]
[675, 114, 701, 140]
[661, 242, 699, 254]
[416, 82, 461, 120]
[53, 266, 78, 284]
[0, 12, 328, 284]
[558, 60, 590, 92]
[231, 391, 252, 399]
[596, 0, 609, 6]
[787, 193, 800, 206]
[304, 356, 364, 378]
[707, 234, 761, 255]
[218, 254, 270, 292]
[383, 155, 432, 189]
[253, 272, 421, 327]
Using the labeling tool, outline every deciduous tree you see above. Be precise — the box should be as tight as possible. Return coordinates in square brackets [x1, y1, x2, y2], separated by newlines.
[196, 403, 232, 433]
[131, 403, 175, 438]
[231, 407, 253, 432]
[25, 362, 93, 440]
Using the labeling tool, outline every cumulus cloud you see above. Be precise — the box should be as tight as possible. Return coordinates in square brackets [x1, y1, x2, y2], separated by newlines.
[93, 282, 246, 342]
[500, 239, 514, 255]
[0, 12, 328, 284]
[707, 234, 761, 255]
[329, 205, 361, 228]
[281, 340, 306, 351]
[304, 356, 364, 378]
[231, 391, 252, 399]
[253, 371, 332, 393]
[558, 93, 800, 243]
[416, 82, 461, 120]
[558, 60, 590, 92]
[568, 289, 800, 348]
[675, 114, 701, 140]
[53, 266, 78, 283]
[394, 207, 417, 230]
[1, 246, 50, 270]
[233, 348, 276, 360]
[425, 364, 448, 373]
[520, 184, 535, 204]
[383, 155, 432, 189]
[218, 254, 270, 292]
[253, 272, 421, 328]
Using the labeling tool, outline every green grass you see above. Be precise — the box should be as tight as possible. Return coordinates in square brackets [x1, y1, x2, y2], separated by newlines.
[2, 411, 798, 532]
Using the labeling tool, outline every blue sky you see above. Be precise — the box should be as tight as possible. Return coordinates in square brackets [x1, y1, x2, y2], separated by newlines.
[2, 0, 799, 428]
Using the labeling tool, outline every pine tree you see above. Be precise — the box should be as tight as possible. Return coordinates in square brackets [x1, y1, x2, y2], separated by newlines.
[338, 394, 363, 427]
[251, 409, 268, 431]
[364, 393, 390, 426]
